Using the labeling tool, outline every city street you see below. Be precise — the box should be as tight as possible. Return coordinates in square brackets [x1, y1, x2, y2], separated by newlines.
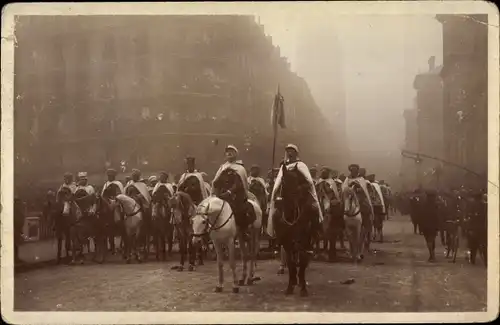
[14, 215, 487, 312]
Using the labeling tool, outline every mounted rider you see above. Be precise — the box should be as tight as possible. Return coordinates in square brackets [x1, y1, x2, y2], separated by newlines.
[101, 168, 124, 197]
[152, 171, 175, 197]
[200, 172, 212, 196]
[178, 156, 208, 205]
[75, 172, 97, 217]
[125, 169, 151, 212]
[148, 176, 159, 195]
[342, 164, 374, 217]
[267, 144, 323, 238]
[366, 174, 386, 216]
[248, 164, 269, 197]
[331, 169, 343, 198]
[309, 166, 319, 186]
[56, 172, 77, 202]
[212, 145, 255, 238]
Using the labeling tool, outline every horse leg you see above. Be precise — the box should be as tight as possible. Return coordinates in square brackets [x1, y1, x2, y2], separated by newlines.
[65, 227, 71, 259]
[328, 231, 337, 262]
[298, 249, 309, 297]
[277, 245, 286, 274]
[285, 246, 296, 295]
[213, 241, 224, 292]
[187, 234, 196, 271]
[248, 229, 259, 284]
[178, 233, 185, 271]
[227, 238, 239, 293]
[238, 233, 248, 286]
[56, 231, 63, 264]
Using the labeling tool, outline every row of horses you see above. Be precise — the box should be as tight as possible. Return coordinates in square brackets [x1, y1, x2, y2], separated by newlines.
[47, 166, 391, 296]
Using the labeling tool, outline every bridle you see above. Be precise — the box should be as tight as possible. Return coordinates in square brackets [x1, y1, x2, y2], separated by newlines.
[279, 171, 305, 227]
[192, 200, 233, 237]
[344, 187, 361, 217]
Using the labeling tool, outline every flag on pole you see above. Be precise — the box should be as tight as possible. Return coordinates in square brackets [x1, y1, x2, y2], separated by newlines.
[271, 86, 286, 129]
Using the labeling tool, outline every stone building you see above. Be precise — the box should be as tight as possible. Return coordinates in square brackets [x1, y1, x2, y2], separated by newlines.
[14, 15, 336, 185]
[436, 14, 488, 189]
[412, 56, 444, 188]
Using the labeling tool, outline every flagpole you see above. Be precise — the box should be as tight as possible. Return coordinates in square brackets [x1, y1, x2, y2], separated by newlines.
[271, 84, 280, 170]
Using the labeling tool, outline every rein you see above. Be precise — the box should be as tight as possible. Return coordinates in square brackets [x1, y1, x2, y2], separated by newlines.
[193, 200, 234, 237]
[119, 199, 142, 218]
[344, 191, 361, 217]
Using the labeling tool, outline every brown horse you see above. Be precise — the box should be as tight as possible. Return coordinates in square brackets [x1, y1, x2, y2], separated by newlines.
[95, 184, 126, 263]
[316, 180, 345, 261]
[273, 163, 317, 296]
[50, 189, 72, 264]
[151, 185, 174, 261]
[59, 187, 95, 264]
[169, 191, 197, 271]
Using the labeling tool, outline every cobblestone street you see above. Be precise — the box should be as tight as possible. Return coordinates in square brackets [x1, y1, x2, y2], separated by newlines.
[14, 215, 487, 312]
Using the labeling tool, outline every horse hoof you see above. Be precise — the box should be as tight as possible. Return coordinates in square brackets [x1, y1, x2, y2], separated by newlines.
[285, 287, 294, 295]
[238, 279, 245, 286]
[126, 259, 131, 264]
[80, 260, 84, 265]
[198, 260, 204, 266]
[277, 269, 285, 275]
[214, 286, 223, 293]
[300, 289, 309, 297]
[177, 266, 184, 272]
[232, 287, 239, 294]
[246, 279, 253, 286]
[188, 265, 195, 272]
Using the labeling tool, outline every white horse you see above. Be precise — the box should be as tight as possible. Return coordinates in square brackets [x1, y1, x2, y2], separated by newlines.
[192, 196, 239, 293]
[107, 194, 144, 264]
[343, 185, 363, 263]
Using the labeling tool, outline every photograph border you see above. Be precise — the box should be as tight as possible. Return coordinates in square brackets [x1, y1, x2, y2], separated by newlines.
[1, 1, 499, 323]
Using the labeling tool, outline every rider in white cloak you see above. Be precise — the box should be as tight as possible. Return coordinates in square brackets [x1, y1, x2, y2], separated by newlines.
[101, 168, 124, 197]
[267, 144, 323, 238]
[248, 164, 269, 197]
[213, 145, 255, 237]
[366, 174, 386, 215]
[342, 164, 374, 218]
[75, 172, 97, 216]
[200, 172, 212, 196]
[152, 171, 175, 197]
[177, 156, 208, 204]
[125, 169, 151, 210]
[56, 172, 77, 203]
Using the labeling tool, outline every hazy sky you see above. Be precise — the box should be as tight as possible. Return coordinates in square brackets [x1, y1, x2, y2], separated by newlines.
[258, 14, 443, 163]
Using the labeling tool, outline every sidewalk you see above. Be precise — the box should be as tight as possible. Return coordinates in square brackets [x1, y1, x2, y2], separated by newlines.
[18, 238, 60, 264]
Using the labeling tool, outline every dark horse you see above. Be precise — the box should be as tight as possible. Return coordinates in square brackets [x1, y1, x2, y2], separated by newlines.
[248, 179, 268, 237]
[273, 163, 318, 297]
[50, 188, 72, 264]
[95, 184, 126, 263]
[316, 180, 345, 261]
[151, 185, 173, 261]
[169, 191, 197, 271]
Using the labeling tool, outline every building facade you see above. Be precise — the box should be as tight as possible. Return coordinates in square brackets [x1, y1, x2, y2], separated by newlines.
[14, 16, 337, 186]
[412, 56, 444, 188]
[436, 14, 488, 189]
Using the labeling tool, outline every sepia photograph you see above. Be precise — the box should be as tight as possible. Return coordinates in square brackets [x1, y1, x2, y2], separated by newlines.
[1, 1, 498, 324]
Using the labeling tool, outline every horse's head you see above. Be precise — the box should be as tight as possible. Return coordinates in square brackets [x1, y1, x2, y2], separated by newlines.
[169, 191, 195, 225]
[343, 184, 361, 216]
[191, 196, 226, 245]
[249, 179, 265, 196]
[217, 168, 242, 193]
[152, 186, 172, 219]
[281, 164, 308, 202]
[57, 187, 73, 217]
[97, 189, 122, 222]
